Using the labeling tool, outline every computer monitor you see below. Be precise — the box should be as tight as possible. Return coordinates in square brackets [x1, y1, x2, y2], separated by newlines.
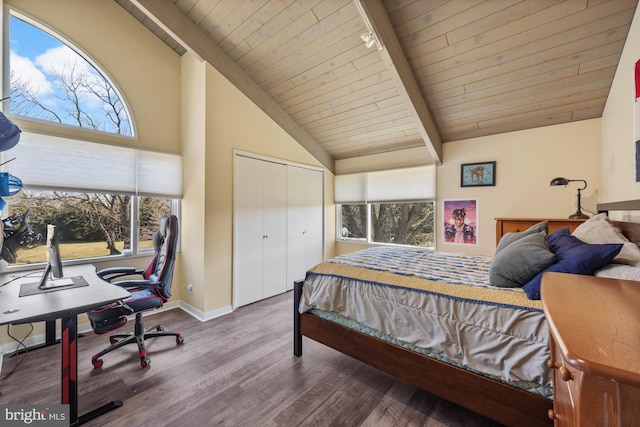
[38, 224, 73, 290]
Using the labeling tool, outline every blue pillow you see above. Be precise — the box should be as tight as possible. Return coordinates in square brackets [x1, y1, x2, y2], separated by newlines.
[522, 228, 622, 300]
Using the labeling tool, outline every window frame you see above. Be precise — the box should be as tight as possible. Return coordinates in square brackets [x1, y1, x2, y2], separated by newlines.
[337, 200, 436, 248]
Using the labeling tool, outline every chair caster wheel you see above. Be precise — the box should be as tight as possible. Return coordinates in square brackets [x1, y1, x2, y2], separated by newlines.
[176, 336, 184, 345]
[92, 358, 103, 369]
[141, 357, 150, 368]
[156, 326, 165, 332]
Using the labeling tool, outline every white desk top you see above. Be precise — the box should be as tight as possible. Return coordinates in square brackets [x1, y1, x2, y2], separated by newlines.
[0, 264, 130, 325]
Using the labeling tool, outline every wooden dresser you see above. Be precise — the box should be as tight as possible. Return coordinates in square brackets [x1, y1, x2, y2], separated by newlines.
[541, 272, 640, 426]
[495, 218, 586, 244]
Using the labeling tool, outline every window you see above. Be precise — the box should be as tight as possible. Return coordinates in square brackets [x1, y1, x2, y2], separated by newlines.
[7, 11, 133, 136]
[5, 191, 174, 265]
[339, 201, 435, 247]
[339, 203, 367, 240]
[336, 166, 436, 248]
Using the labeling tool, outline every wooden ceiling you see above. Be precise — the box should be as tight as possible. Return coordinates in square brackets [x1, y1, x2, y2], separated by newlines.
[117, 0, 638, 171]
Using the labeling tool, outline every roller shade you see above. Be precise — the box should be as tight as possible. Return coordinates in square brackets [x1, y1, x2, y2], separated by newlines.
[3, 131, 182, 197]
[335, 165, 435, 203]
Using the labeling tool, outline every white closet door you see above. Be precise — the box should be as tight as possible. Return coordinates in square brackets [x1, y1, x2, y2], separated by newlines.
[286, 166, 307, 288]
[234, 155, 265, 307]
[262, 161, 288, 298]
[286, 166, 324, 290]
[304, 168, 324, 271]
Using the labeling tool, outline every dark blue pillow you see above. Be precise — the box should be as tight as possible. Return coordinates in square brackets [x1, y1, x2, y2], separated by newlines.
[522, 228, 622, 300]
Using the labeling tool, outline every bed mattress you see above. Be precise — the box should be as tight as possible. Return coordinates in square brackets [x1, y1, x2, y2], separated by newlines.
[299, 246, 552, 397]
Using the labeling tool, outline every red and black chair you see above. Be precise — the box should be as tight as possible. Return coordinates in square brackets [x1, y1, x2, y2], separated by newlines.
[89, 214, 183, 368]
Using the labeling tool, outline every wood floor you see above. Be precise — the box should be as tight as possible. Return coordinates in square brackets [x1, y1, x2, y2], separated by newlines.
[0, 291, 504, 426]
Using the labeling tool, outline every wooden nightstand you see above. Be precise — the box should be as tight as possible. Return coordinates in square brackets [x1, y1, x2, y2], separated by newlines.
[541, 272, 640, 426]
[495, 218, 586, 245]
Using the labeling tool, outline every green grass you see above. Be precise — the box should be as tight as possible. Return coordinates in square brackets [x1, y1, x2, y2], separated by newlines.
[14, 240, 152, 264]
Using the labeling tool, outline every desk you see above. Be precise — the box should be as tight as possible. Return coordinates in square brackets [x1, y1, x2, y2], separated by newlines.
[0, 264, 130, 426]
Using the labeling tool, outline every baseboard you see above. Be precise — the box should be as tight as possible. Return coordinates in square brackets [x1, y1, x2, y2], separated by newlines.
[179, 300, 233, 322]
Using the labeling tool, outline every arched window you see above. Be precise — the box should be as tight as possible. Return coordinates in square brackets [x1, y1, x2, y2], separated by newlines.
[7, 11, 133, 136]
[1, 9, 182, 268]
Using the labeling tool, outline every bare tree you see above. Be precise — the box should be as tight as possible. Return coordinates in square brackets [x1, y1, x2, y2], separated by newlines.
[10, 71, 63, 123]
[10, 56, 130, 134]
[10, 190, 130, 255]
[342, 202, 434, 246]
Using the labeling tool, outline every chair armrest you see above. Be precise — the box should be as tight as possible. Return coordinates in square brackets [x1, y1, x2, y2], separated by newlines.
[97, 266, 144, 283]
[109, 279, 161, 289]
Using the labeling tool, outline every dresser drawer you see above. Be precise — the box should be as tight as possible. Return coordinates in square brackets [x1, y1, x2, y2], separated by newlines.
[549, 337, 578, 425]
[495, 218, 586, 245]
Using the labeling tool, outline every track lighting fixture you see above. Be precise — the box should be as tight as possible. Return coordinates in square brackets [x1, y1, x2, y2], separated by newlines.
[354, 0, 383, 50]
[360, 31, 377, 49]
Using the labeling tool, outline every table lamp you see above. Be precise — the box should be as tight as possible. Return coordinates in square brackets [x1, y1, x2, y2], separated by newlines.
[549, 177, 589, 219]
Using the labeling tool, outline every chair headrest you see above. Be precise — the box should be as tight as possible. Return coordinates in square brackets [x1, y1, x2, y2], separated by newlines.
[159, 214, 169, 238]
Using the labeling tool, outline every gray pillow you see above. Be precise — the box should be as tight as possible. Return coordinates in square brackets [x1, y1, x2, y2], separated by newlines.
[489, 231, 555, 288]
[495, 220, 548, 254]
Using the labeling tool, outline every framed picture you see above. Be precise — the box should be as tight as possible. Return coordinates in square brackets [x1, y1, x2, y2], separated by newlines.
[461, 161, 496, 187]
[443, 199, 478, 245]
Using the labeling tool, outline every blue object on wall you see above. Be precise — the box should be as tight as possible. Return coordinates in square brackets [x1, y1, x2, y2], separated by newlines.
[0, 111, 20, 152]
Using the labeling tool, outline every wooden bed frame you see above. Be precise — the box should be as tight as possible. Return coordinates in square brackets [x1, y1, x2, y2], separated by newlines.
[293, 200, 640, 427]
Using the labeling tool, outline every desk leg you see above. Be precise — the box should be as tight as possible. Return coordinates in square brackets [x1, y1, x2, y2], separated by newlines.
[61, 316, 123, 427]
[61, 316, 79, 424]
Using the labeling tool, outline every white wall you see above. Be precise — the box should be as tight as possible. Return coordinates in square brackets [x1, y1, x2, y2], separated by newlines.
[602, 4, 640, 204]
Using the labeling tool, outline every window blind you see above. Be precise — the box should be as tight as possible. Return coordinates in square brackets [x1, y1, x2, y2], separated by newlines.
[3, 131, 182, 197]
[334, 173, 366, 203]
[335, 165, 435, 203]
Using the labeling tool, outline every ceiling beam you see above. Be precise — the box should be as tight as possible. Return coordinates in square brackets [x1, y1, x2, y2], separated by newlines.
[354, 0, 442, 165]
[131, 0, 335, 173]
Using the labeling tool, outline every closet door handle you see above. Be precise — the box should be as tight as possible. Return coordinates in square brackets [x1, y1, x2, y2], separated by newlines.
[263, 235, 268, 239]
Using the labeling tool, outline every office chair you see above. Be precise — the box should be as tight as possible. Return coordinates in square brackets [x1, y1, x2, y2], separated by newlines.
[89, 214, 184, 368]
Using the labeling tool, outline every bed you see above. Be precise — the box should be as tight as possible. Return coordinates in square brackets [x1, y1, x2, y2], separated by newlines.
[293, 200, 640, 427]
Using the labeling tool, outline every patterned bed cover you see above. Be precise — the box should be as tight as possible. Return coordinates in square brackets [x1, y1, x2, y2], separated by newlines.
[298, 246, 552, 397]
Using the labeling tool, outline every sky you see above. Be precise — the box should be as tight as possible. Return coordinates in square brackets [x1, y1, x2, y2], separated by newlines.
[10, 16, 64, 98]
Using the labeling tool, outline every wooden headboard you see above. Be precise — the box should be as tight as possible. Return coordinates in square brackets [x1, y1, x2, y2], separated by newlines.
[598, 200, 640, 246]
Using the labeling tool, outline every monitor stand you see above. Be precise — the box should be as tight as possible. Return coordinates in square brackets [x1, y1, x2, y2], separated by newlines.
[40, 277, 75, 289]
[38, 263, 75, 290]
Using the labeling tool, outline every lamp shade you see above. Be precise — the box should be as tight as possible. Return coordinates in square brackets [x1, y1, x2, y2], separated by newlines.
[550, 177, 569, 186]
